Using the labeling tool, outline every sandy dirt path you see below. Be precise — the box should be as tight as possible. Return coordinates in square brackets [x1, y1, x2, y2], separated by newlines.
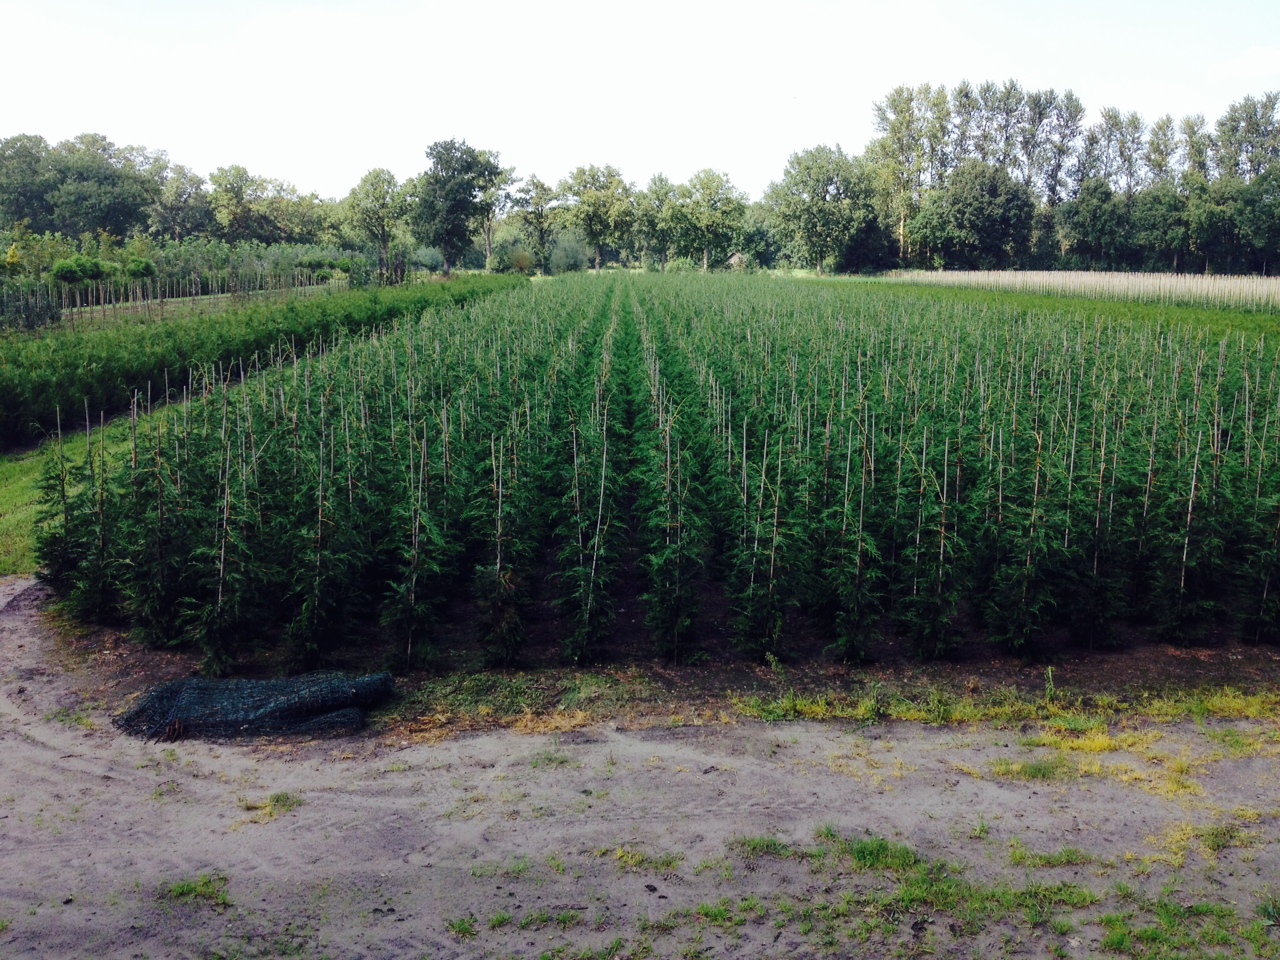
[1, 575, 1278, 959]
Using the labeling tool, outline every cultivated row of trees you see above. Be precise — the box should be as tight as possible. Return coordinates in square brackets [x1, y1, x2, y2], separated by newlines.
[0, 230, 372, 330]
[40, 274, 1280, 671]
[2, 82, 1277, 279]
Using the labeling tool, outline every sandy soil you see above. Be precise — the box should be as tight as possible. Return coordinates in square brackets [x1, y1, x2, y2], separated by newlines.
[1, 575, 1279, 959]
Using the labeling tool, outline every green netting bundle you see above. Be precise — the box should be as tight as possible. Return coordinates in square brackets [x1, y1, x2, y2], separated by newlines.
[114, 671, 395, 741]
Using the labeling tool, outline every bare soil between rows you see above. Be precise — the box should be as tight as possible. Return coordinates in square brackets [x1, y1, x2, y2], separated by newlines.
[2, 574, 1279, 959]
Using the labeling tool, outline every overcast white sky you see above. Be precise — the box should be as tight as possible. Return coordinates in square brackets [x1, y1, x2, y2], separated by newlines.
[2, 0, 1277, 201]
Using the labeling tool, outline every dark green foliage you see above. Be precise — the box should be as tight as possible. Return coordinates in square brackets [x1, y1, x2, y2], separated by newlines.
[1242, 505, 1280, 645]
[486, 241, 533, 275]
[549, 233, 589, 274]
[475, 563, 525, 667]
[630, 293, 711, 661]
[34, 280, 526, 670]
[37, 424, 124, 623]
[34, 134, 159, 238]
[549, 289, 625, 663]
[36, 275, 1280, 671]
[380, 497, 450, 669]
[1056, 179, 1137, 269]
[124, 256, 156, 280]
[910, 161, 1035, 269]
[2, 235, 369, 329]
[50, 256, 94, 285]
[730, 432, 791, 659]
[0, 278, 60, 329]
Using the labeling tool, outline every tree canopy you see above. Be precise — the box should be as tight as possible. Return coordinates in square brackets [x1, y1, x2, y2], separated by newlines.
[766, 146, 876, 275]
[680, 170, 747, 273]
[910, 161, 1035, 269]
[345, 168, 406, 283]
[557, 165, 632, 271]
[406, 140, 500, 275]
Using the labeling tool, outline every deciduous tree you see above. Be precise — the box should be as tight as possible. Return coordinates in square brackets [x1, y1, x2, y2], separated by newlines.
[557, 165, 630, 271]
[634, 174, 680, 269]
[1214, 93, 1280, 181]
[406, 140, 500, 276]
[475, 153, 520, 266]
[514, 174, 557, 274]
[909, 160, 1034, 269]
[679, 169, 746, 272]
[869, 85, 926, 260]
[1042, 91, 1085, 205]
[345, 168, 406, 283]
[47, 134, 160, 238]
[766, 145, 873, 275]
[1239, 163, 1280, 273]
[0, 135, 56, 231]
[147, 164, 212, 241]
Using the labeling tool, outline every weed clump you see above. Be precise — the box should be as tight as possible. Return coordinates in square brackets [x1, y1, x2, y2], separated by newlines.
[1008, 841, 1094, 868]
[991, 753, 1075, 781]
[158, 874, 231, 910]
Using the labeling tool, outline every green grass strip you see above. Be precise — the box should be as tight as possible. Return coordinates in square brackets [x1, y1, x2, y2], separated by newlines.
[846, 276, 1280, 338]
[0, 446, 44, 575]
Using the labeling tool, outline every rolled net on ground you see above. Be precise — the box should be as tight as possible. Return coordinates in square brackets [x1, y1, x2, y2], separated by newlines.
[114, 671, 396, 741]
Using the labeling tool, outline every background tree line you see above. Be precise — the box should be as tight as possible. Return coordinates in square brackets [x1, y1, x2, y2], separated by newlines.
[337, 85, 1279, 279]
[867, 82, 1279, 274]
[2, 81, 1277, 302]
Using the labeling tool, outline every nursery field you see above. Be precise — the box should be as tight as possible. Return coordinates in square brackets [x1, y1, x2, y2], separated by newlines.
[886, 270, 1280, 314]
[10, 274, 1280, 958]
[0, 274, 525, 449]
[37, 272, 1280, 673]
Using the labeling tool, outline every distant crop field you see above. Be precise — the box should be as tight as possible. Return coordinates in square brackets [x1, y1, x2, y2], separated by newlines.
[887, 269, 1280, 312]
[38, 274, 1280, 672]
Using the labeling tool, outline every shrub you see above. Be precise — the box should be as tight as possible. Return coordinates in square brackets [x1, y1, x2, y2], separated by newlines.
[550, 234, 588, 274]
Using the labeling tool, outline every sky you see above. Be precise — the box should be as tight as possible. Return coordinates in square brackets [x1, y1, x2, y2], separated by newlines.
[2, 0, 1278, 202]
